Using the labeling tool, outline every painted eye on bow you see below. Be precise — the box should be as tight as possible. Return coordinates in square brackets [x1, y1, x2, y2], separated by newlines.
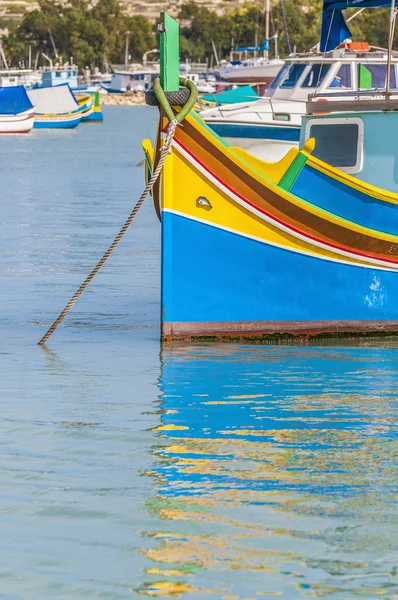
[197, 196, 213, 209]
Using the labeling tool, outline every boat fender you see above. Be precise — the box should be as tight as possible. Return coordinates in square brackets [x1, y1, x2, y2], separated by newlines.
[314, 98, 330, 115]
[145, 77, 198, 123]
[146, 87, 191, 108]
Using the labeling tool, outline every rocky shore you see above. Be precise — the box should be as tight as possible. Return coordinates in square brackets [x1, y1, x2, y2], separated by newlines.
[101, 92, 147, 106]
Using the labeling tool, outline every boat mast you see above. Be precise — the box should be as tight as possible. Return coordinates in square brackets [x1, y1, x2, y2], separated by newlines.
[279, 0, 291, 55]
[0, 41, 8, 70]
[386, 0, 397, 98]
[264, 0, 270, 59]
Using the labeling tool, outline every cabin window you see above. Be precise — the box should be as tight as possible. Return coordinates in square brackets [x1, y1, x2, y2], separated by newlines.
[273, 113, 290, 121]
[328, 64, 352, 88]
[305, 118, 364, 174]
[269, 64, 289, 89]
[358, 64, 397, 89]
[281, 64, 306, 88]
[301, 64, 331, 88]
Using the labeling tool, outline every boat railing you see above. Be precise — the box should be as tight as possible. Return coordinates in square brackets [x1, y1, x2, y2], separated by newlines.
[309, 89, 398, 99]
[307, 89, 398, 114]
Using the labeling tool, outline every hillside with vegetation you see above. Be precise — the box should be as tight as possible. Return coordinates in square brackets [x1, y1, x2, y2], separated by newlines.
[1, 0, 396, 70]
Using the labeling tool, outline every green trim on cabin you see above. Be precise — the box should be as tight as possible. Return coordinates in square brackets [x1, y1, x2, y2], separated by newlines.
[278, 151, 309, 191]
[358, 64, 372, 90]
[160, 12, 180, 93]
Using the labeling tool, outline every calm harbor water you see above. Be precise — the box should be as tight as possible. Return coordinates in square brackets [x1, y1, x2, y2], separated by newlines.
[1, 106, 398, 599]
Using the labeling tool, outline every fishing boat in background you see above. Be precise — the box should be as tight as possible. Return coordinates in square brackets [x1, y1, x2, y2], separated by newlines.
[143, 11, 398, 342]
[74, 92, 94, 121]
[0, 69, 41, 89]
[75, 91, 104, 122]
[27, 84, 81, 129]
[218, 0, 285, 87]
[107, 65, 159, 93]
[41, 66, 79, 89]
[0, 86, 34, 133]
[219, 55, 284, 86]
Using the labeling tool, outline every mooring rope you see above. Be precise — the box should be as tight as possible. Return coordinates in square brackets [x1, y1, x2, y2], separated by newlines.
[38, 118, 178, 346]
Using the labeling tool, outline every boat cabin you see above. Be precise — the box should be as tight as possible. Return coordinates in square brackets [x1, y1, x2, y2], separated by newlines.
[42, 68, 79, 88]
[0, 69, 36, 88]
[300, 94, 398, 193]
[108, 67, 159, 93]
[266, 45, 398, 101]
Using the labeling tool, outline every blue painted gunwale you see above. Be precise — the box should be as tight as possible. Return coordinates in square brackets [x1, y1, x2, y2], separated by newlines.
[207, 121, 300, 142]
[291, 164, 398, 236]
[161, 211, 398, 326]
[33, 116, 81, 129]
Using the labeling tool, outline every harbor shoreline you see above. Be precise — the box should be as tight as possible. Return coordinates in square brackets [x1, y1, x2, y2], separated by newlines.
[101, 92, 147, 106]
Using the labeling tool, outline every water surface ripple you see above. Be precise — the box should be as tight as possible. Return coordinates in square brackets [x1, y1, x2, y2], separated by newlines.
[1, 107, 397, 599]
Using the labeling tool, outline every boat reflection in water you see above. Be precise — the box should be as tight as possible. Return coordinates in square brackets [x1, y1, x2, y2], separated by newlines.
[137, 344, 398, 598]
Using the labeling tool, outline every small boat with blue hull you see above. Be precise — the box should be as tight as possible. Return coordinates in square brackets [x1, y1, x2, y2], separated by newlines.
[143, 12, 398, 342]
[27, 84, 81, 129]
[74, 91, 104, 122]
[0, 86, 34, 133]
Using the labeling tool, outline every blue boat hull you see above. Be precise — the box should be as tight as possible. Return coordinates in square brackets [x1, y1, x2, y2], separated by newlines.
[33, 117, 81, 129]
[162, 212, 398, 336]
[83, 111, 104, 122]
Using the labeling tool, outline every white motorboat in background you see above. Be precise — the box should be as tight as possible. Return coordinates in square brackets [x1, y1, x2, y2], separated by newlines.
[219, 56, 285, 85]
[201, 43, 398, 161]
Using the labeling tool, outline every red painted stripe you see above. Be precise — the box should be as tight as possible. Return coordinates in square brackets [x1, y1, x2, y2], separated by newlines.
[172, 136, 398, 267]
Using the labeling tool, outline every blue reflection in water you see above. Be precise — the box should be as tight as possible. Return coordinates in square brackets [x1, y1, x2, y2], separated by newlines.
[139, 344, 398, 599]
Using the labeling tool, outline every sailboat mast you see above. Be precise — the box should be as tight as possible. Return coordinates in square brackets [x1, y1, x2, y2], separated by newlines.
[386, 0, 396, 98]
[264, 0, 270, 59]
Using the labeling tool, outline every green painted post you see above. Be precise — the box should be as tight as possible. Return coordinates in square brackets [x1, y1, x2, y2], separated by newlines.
[159, 12, 180, 93]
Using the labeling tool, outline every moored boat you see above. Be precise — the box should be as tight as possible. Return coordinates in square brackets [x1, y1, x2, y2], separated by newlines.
[75, 91, 104, 122]
[0, 86, 34, 134]
[201, 43, 398, 161]
[219, 56, 285, 85]
[143, 12, 398, 342]
[74, 93, 94, 120]
[27, 84, 82, 129]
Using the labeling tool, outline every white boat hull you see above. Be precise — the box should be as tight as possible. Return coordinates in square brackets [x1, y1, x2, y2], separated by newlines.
[0, 110, 34, 133]
[219, 60, 284, 83]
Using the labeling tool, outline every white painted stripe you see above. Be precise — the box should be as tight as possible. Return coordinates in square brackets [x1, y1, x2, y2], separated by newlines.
[173, 139, 398, 271]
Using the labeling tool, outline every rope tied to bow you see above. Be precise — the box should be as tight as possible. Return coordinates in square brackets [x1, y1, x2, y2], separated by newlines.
[38, 77, 198, 345]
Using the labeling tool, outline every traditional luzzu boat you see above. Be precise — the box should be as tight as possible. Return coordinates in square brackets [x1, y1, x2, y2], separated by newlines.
[0, 86, 34, 134]
[75, 93, 94, 121]
[143, 9, 398, 342]
[27, 84, 82, 129]
[74, 91, 104, 122]
[87, 91, 104, 122]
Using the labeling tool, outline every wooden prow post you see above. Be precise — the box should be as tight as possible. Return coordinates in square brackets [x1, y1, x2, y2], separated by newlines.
[159, 12, 180, 93]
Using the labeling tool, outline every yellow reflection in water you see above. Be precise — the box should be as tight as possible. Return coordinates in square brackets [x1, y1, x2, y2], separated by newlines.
[138, 348, 398, 598]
